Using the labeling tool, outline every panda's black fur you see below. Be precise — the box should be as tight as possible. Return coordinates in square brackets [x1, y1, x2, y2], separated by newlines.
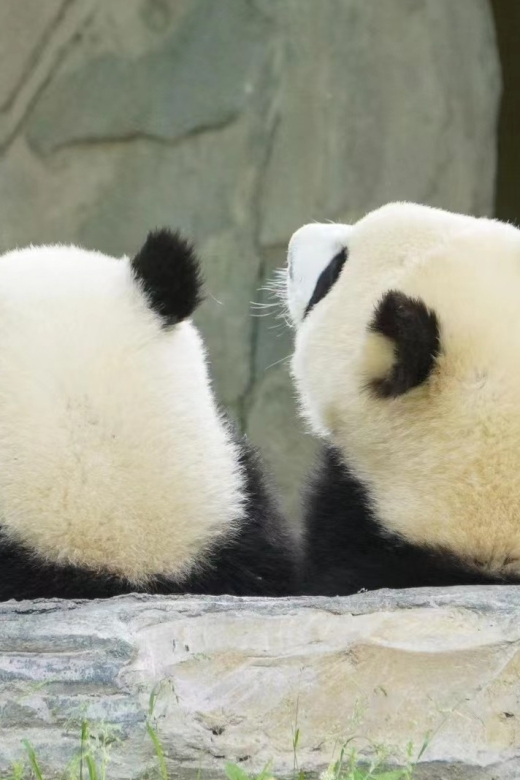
[303, 447, 517, 596]
[0, 437, 300, 600]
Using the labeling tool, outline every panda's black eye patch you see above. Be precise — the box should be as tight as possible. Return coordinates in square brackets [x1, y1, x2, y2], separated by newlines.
[304, 248, 347, 318]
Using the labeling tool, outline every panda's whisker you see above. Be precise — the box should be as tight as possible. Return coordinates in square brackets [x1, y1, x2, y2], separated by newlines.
[258, 268, 291, 328]
[250, 298, 286, 320]
[264, 353, 291, 371]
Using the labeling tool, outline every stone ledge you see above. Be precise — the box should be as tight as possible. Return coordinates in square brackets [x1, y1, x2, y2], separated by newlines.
[1, 587, 519, 779]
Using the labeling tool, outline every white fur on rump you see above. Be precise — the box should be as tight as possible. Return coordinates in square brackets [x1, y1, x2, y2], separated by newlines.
[288, 203, 520, 576]
[0, 246, 244, 583]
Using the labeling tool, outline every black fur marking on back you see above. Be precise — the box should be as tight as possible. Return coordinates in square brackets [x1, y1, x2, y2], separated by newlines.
[369, 290, 440, 397]
[0, 434, 302, 601]
[304, 248, 347, 317]
[132, 229, 203, 327]
[303, 447, 520, 596]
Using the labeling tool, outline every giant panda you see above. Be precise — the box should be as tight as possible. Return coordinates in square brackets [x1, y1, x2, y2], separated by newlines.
[284, 202, 520, 595]
[0, 229, 300, 600]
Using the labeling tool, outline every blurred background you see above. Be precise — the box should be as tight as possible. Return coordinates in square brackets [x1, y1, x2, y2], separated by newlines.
[0, 0, 517, 520]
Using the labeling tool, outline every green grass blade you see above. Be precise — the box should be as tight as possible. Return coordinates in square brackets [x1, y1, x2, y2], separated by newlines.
[22, 740, 44, 780]
[85, 754, 99, 780]
[255, 762, 272, 780]
[79, 720, 90, 780]
[8, 761, 25, 780]
[224, 762, 251, 780]
[146, 721, 168, 780]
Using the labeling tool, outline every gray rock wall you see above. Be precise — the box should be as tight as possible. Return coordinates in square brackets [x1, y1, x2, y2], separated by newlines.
[1, 589, 520, 779]
[0, 0, 500, 519]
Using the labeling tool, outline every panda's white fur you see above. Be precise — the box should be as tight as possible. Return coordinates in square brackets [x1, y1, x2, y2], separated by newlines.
[0, 244, 244, 584]
[0, 233, 301, 600]
[286, 202, 520, 587]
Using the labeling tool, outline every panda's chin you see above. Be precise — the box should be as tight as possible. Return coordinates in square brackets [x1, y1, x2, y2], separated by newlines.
[299, 396, 332, 439]
[291, 351, 332, 440]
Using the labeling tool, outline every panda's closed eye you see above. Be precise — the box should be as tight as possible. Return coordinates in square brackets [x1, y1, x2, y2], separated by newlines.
[304, 248, 347, 317]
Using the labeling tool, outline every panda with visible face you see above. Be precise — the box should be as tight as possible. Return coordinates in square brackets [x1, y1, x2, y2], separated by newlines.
[0, 230, 300, 600]
[285, 202, 520, 595]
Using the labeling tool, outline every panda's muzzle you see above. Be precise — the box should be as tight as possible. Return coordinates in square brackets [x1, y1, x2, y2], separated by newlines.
[304, 247, 347, 318]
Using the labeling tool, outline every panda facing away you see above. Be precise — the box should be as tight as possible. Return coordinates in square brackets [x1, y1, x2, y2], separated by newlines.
[0, 230, 300, 600]
[284, 202, 520, 595]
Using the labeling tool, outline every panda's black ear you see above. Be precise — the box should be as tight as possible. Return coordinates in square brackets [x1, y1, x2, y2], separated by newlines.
[131, 229, 203, 327]
[368, 290, 440, 398]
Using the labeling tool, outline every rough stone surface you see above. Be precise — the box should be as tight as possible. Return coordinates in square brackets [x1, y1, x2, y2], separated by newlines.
[1, 588, 520, 779]
[258, 0, 501, 246]
[26, 0, 270, 154]
[0, 0, 501, 518]
[0, 1, 64, 111]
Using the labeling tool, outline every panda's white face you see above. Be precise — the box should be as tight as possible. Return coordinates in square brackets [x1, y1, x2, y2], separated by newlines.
[286, 202, 520, 575]
[0, 236, 244, 583]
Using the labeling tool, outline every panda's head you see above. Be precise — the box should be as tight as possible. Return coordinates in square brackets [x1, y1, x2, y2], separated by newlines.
[286, 202, 520, 576]
[0, 231, 244, 583]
